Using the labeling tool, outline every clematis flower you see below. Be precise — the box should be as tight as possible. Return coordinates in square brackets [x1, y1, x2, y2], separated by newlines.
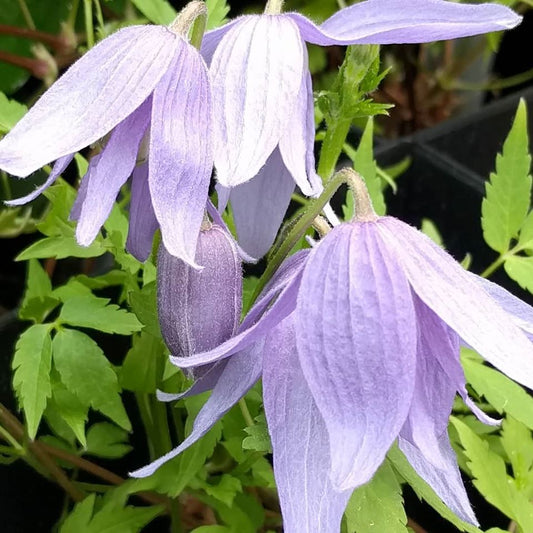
[202, 0, 521, 258]
[132, 172, 533, 532]
[0, 3, 212, 266]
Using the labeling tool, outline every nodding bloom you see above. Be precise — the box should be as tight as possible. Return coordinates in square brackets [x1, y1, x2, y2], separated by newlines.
[132, 173, 533, 532]
[0, 4, 212, 266]
[202, 0, 521, 258]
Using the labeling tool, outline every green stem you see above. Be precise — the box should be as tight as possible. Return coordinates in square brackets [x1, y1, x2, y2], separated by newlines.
[247, 169, 351, 311]
[67, 0, 81, 30]
[17, 0, 36, 30]
[93, 0, 104, 33]
[317, 119, 351, 181]
[238, 398, 254, 427]
[0, 425, 22, 450]
[150, 395, 173, 456]
[480, 255, 506, 279]
[170, 499, 185, 533]
[136, 393, 157, 461]
[446, 67, 533, 93]
[189, 11, 206, 50]
[83, 0, 94, 48]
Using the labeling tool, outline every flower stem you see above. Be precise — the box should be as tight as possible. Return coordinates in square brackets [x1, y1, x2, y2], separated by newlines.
[317, 118, 351, 181]
[83, 0, 94, 48]
[480, 255, 506, 279]
[238, 398, 254, 427]
[67, 0, 81, 30]
[247, 168, 351, 310]
[16, 0, 36, 30]
[0, 25, 68, 51]
[264, 0, 285, 14]
[169, 1, 207, 49]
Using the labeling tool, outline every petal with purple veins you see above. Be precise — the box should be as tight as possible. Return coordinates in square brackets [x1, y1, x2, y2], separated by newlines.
[210, 15, 305, 187]
[289, 0, 520, 46]
[296, 223, 417, 491]
[76, 98, 151, 246]
[263, 317, 351, 533]
[149, 39, 213, 267]
[126, 162, 159, 262]
[230, 148, 295, 259]
[0, 26, 179, 177]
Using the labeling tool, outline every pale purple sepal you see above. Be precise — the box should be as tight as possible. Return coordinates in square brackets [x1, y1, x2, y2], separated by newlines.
[278, 53, 322, 198]
[130, 341, 264, 478]
[169, 250, 307, 369]
[475, 275, 533, 339]
[76, 98, 151, 246]
[0, 26, 179, 177]
[149, 39, 213, 268]
[289, 0, 521, 46]
[378, 217, 533, 391]
[126, 163, 158, 262]
[398, 437, 478, 525]
[157, 224, 241, 363]
[70, 154, 97, 222]
[295, 223, 417, 491]
[230, 148, 295, 259]
[210, 15, 305, 187]
[200, 18, 241, 65]
[5, 154, 73, 206]
[263, 317, 351, 533]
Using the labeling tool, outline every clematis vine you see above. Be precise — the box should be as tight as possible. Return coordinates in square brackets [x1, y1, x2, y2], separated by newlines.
[203, 0, 521, 258]
[0, 2, 212, 266]
[132, 170, 533, 532]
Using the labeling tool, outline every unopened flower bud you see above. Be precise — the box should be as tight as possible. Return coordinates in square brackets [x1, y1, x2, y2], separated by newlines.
[157, 223, 242, 373]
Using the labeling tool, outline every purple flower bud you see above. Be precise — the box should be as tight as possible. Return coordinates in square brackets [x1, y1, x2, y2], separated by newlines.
[157, 222, 242, 372]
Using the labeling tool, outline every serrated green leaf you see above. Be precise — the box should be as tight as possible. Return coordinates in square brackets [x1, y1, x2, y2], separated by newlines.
[48, 380, 88, 447]
[462, 356, 533, 429]
[16, 235, 106, 260]
[344, 118, 384, 219]
[120, 332, 165, 393]
[345, 461, 408, 533]
[128, 282, 160, 337]
[518, 210, 533, 250]
[199, 474, 242, 507]
[421, 218, 444, 247]
[501, 417, 533, 491]
[12, 324, 52, 439]
[130, 0, 175, 25]
[53, 280, 93, 301]
[206, 0, 230, 29]
[388, 445, 480, 533]
[0, 91, 27, 133]
[504, 255, 533, 293]
[19, 259, 60, 322]
[59, 295, 142, 335]
[60, 492, 162, 533]
[0, 206, 36, 237]
[482, 99, 531, 253]
[202, 491, 264, 533]
[52, 329, 131, 430]
[86, 422, 131, 459]
[452, 416, 533, 530]
[242, 414, 272, 453]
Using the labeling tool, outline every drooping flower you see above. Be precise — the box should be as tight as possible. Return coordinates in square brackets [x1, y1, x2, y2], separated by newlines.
[202, 0, 521, 258]
[0, 3, 212, 266]
[132, 173, 533, 532]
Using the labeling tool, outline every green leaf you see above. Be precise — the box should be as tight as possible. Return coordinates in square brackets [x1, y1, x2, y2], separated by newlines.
[388, 445, 480, 533]
[59, 295, 142, 335]
[482, 99, 531, 253]
[345, 461, 408, 533]
[86, 422, 132, 459]
[52, 329, 131, 430]
[48, 380, 88, 447]
[452, 416, 533, 530]
[120, 332, 165, 393]
[60, 493, 162, 533]
[504, 255, 533, 293]
[16, 235, 106, 260]
[130, 0, 175, 25]
[462, 356, 533, 430]
[0, 91, 26, 133]
[242, 414, 272, 453]
[421, 218, 444, 247]
[500, 417, 533, 489]
[12, 324, 52, 439]
[128, 282, 160, 337]
[206, 0, 230, 29]
[199, 474, 242, 507]
[191, 527, 231, 533]
[19, 259, 60, 322]
[344, 117, 384, 219]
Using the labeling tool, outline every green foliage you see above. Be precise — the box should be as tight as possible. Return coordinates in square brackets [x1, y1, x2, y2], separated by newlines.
[59, 294, 142, 335]
[60, 493, 162, 533]
[452, 416, 533, 531]
[345, 461, 408, 533]
[482, 99, 531, 254]
[12, 324, 52, 439]
[462, 353, 533, 429]
[86, 422, 132, 459]
[242, 414, 272, 453]
[52, 328, 131, 430]
[19, 259, 60, 322]
[0, 91, 27, 133]
[206, 0, 230, 29]
[130, 0, 175, 25]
